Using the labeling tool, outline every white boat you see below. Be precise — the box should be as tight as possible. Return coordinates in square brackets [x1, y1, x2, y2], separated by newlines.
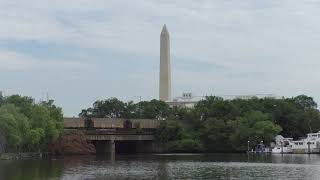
[291, 132, 320, 153]
[271, 135, 293, 154]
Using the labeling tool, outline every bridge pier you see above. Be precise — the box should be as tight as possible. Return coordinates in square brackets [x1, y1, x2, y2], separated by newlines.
[110, 139, 115, 155]
[88, 131, 167, 154]
[110, 139, 115, 161]
[93, 139, 115, 156]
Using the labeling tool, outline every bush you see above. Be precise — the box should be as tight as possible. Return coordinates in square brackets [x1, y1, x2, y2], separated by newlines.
[154, 120, 183, 142]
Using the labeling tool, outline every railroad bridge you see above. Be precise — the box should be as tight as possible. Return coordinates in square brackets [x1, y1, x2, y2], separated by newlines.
[64, 118, 164, 154]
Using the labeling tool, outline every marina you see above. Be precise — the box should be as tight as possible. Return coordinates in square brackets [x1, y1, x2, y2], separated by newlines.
[248, 132, 320, 154]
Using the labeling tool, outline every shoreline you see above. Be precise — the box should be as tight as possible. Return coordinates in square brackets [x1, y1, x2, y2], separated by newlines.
[0, 152, 48, 160]
[3, 151, 320, 160]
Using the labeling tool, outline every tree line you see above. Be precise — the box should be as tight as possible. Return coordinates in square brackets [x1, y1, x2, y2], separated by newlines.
[0, 95, 63, 153]
[1, 94, 319, 153]
[79, 98, 170, 119]
[80, 95, 320, 152]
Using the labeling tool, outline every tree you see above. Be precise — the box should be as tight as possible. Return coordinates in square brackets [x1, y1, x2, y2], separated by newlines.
[292, 95, 317, 110]
[154, 120, 183, 142]
[29, 103, 63, 150]
[78, 95, 320, 153]
[199, 118, 233, 152]
[123, 101, 138, 118]
[195, 96, 239, 121]
[80, 98, 171, 119]
[3, 95, 34, 118]
[0, 104, 29, 151]
[138, 99, 170, 119]
[230, 111, 282, 151]
[28, 128, 45, 148]
[79, 98, 126, 118]
[0, 95, 63, 152]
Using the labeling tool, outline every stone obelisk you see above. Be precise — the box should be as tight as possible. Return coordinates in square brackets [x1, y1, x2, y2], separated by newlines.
[159, 24, 171, 101]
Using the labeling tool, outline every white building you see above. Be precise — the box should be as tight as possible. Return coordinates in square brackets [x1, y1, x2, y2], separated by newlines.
[166, 93, 200, 108]
[166, 93, 280, 108]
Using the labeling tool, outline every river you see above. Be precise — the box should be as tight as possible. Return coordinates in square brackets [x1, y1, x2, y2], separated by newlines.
[1, 153, 320, 179]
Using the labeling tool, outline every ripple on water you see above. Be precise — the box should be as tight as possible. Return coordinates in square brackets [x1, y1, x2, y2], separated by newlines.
[166, 161, 320, 180]
[2, 154, 320, 180]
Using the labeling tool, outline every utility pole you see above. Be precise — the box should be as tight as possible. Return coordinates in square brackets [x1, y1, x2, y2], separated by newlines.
[135, 96, 142, 118]
[139, 96, 142, 118]
[0, 91, 3, 103]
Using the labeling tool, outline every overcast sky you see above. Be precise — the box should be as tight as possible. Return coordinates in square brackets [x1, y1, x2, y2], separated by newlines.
[1, 0, 320, 116]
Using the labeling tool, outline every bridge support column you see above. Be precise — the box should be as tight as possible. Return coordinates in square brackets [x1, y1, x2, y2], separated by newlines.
[110, 139, 115, 155]
[110, 139, 115, 161]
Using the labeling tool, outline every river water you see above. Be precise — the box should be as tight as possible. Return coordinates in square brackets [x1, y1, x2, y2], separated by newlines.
[1, 153, 320, 179]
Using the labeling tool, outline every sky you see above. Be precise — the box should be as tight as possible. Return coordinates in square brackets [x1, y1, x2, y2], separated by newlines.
[1, 0, 320, 116]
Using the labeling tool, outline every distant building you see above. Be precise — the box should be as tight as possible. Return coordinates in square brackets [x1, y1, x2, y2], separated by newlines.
[166, 93, 199, 108]
[166, 93, 280, 108]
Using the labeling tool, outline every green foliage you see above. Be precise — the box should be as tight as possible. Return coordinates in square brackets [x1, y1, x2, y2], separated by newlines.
[161, 95, 319, 152]
[138, 99, 170, 119]
[0, 105, 27, 148]
[80, 98, 170, 119]
[29, 128, 45, 145]
[195, 96, 239, 120]
[229, 111, 282, 151]
[155, 119, 205, 152]
[79, 94, 320, 153]
[0, 95, 63, 152]
[154, 120, 183, 142]
[199, 118, 233, 152]
[4, 95, 34, 118]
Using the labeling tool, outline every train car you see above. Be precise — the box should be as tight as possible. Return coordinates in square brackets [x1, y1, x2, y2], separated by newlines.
[64, 118, 85, 128]
[131, 119, 161, 129]
[64, 118, 161, 129]
[91, 118, 160, 129]
[91, 118, 123, 129]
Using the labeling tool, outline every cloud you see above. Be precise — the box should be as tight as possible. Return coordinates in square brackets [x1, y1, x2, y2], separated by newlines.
[0, 51, 36, 70]
[0, 50, 92, 71]
[1, 0, 319, 66]
[1, 0, 320, 115]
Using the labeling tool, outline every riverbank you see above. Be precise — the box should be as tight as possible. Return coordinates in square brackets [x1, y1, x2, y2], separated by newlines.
[0, 152, 48, 160]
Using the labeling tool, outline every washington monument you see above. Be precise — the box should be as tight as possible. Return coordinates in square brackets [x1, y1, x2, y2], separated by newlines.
[159, 24, 171, 101]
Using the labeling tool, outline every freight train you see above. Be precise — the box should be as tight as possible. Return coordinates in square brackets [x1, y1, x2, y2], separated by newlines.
[64, 118, 160, 129]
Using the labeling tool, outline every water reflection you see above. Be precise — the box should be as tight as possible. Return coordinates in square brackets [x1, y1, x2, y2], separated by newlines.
[1, 154, 320, 179]
[0, 159, 63, 180]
